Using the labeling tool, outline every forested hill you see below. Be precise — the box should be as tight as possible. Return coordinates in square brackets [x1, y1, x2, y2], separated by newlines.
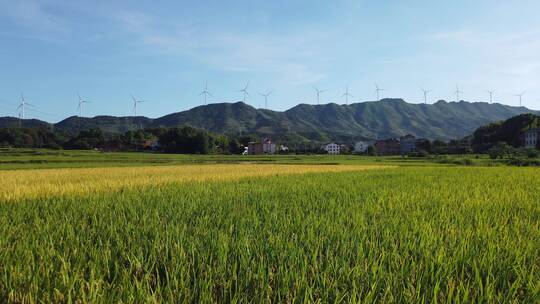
[150, 99, 538, 141]
[0, 99, 536, 141]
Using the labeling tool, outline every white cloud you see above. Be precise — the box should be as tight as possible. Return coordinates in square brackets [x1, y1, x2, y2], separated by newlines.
[0, 0, 67, 35]
[112, 10, 326, 86]
[427, 29, 540, 95]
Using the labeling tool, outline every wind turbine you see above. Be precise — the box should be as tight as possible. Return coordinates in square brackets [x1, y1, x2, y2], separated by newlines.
[454, 85, 463, 102]
[199, 81, 212, 105]
[259, 90, 272, 109]
[130, 94, 147, 116]
[77, 92, 91, 117]
[17, 92, 33, 119]
[486, 90, 495, 104]
[238, 81, 250, 103]
[421, 88, 432, 104]
[314, 87, 325, 105]
[515, 91, 525, 106]
[374, 83, 385, 101]
[342, 86, 354, 105]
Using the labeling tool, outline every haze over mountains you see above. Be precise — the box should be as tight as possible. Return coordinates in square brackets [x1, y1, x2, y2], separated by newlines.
[1, 99, 537, 142]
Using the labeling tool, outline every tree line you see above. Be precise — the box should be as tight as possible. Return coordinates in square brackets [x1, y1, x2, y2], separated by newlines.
[1, 113, 538, 156]
[0, 126, 247, 154]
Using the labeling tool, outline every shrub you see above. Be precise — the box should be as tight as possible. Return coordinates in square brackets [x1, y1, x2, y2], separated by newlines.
[488, 142, 517, 159]
[507, 158, 540, 166]
[525, 148, 539, 158]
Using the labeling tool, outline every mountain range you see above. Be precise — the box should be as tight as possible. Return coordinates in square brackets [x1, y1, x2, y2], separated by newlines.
[1, 99, 537, 142]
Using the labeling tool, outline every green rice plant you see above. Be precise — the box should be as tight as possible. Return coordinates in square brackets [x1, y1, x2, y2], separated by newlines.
[0, 166, 538, 303]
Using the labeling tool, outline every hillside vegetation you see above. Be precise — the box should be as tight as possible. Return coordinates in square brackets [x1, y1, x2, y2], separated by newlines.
[473, 113, 540, 150]
[1, 99, 535, 141]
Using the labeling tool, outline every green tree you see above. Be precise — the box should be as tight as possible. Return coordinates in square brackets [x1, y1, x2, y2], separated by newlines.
[488, 142, 517, 159]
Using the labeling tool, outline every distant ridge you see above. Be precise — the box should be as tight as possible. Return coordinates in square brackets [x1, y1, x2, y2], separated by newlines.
[0, 117, 52, 129]
[1, 99, 537, 141]
[54, 116, 153, 134]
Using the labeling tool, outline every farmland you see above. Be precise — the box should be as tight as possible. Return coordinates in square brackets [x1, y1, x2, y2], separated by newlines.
[0, 150, 539, 302]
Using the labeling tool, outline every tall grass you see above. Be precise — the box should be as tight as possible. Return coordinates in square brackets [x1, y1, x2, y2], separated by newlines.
[0, 166, 539, 302]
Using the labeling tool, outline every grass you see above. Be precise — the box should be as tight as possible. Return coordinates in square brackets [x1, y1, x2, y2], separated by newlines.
[0, 150, 539, 302]
[0, 148, 449, 170]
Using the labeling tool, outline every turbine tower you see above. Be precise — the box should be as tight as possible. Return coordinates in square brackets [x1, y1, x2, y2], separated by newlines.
[199, 81, 212, 105]
[487, 90, 495, 104]
[515, 91, 525, 106]
[314, 87, 325, 105]
[77, 92, 91, 117]
[130, 94, 147, 116]
[421, 88, 432, 104]
[17, 92, 33, 119]
[374, 83, 385, 101]
[342, 86, 354, 105]
[259, 90, 272, 109]
[238, 81, 250, 103]
[454, 85, 463, 102]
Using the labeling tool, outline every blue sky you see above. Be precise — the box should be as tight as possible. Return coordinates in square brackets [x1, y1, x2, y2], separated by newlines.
[1, 0, 540, 122]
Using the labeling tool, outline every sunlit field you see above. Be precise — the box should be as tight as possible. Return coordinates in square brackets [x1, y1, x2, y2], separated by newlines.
[0, 164, 386, 202]
[0, 152, 539, 302]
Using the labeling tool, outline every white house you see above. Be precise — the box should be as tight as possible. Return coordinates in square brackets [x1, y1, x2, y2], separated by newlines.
[354, 141, 369, 153]
[323, 143, 340, 155]
[523, 129, 539, 148]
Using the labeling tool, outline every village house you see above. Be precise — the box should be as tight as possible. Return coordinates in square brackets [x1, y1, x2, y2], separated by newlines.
[248, 142, 263, 155]
[523, 128, 540, 149]
[354, 141, 369, 153]
[323, 143, 340, 155]
[374, 138, 400, 155]
[248, 138, 276, 155]
[400, 134, 417, 154]
[279, 145, 289, 153]
[262, 138, 276, 154]
[142, 139, 160, 151]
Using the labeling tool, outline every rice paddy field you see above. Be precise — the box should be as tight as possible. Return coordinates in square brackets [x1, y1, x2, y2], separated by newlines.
[0, 149, 539, 303]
